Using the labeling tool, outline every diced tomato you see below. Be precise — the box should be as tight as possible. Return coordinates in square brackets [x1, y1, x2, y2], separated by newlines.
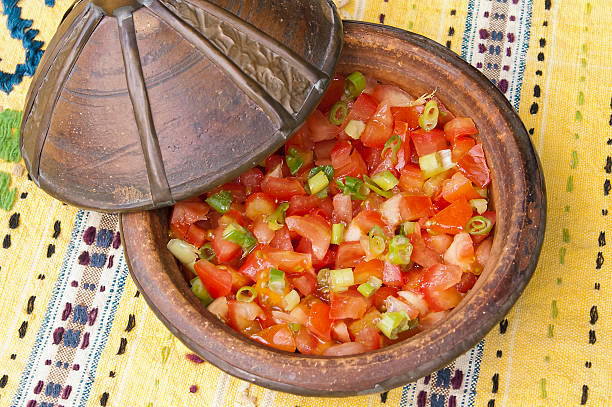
[399, 195, 435, 221]
[261, 176, 306, 201]
[286, 123, 315, 152]
[238, 247, 273, 281]
[372, 84, 413, 106]
[211, 225, 241, 263]
[391, 105, 424, 130]
[361, 103, 393, 148]
[382, 261, 402, 287]
[372, 286, 399, 310]
[296, 237, 335, 269]
[307, 109, 341, 142]
[402, 267, 427, 293]
[423, 285, 462, 312]
[170, 198, 209, 240]
[285, 215, 331, 261]
[410, 129, 448, 156]
[457, 144, 491, 188]
[330, 288, 370, 320]
[184, 224, 207, 248]
[227, 300, 263, 334]
[428, 198, 473, 235]
[263, 247, 313, 274]
[245, 193, 276, 220]
[353, 210, 386, 234]
[372, 156, 397, 177]
[441, 173, 481, 203]
[342, 93, 378, 128]
[434, 97, 455, 128]
[423, 263, 463, 290]
[295, 325, 319, 354]
[314, 140, 336, 164]
[451, 136, 476, 162]
[287, 195, 324, 217]
[398, 164, 425, 193]
[323, 342, 367, 356]
[335, 241, 366, 268]
[194, 259, 232, 298]
[423, 233, 453, 255]
[251, 324, 296, 352]
[353, 259, 384, 285]
[252, 216, 275, 244]
[332, 193, 353, 224]
[444, 117, 478, 144]
[354, 327, 381, 350]
[331, 321, 351, 343]
[456, 272, 478, 293]
[217, 182, 247, 203]
[265, 155, 288, 176]
[292, 273, 317, 296]
[444, 233, 475, 270]
[237, 167, 264, 192]
[308, 302, 332, 340]
[318, 74, 346, 112]
[331, 141, 368, 179]
[475, 237, 493, 268]
[410, 238, 442, 268]
[270, 226, 293, 251]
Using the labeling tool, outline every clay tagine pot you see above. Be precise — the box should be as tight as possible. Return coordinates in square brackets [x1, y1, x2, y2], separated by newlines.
[19, 0, 342, 211]
[121, 22, 546, 396]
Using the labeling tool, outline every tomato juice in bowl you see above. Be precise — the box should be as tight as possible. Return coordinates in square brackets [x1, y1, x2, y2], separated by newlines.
[121, 22, 545, 395]
[166, 70, 496, 356]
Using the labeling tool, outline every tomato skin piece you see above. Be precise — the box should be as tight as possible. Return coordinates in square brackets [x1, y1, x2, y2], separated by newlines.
[353, 210, 387, 234]
[444, 232, 475, 270]
[441, 173, 482, 203]
[402, 267, 427, 293]
[335, 241, 367, 268]
[410, 129, 449, 157]
[342, 93, 378, 128]
[318, 74, 346, 112]
[423, 263, 463, 290]
[361, 103, 393, 148]
[295, 325, 319, 354]
[261, 176, 306, 201]
[372, 286, 399, 310]
[391, 105, 424, 130]
[227, 300, 263, 334]
[354, 327, 381, 350]
[332, 193, 353, 224]
[400, 195, 435, 221]
[184, 224, 207, 248]
[269, 226, 293, 251]
[330, 288, 371, 320]
[285, 215, 331, 261]
[238, 247, 274, 282]
[262, 247, 313, 274]
[398, 164, 425, 193]
[353, 259, 384, 284]
[308, 109, 341, 142]
[245, 192, 276, 220]
[287, 195, 332, 218]
[456, 272, 478, 293]
[423, 285, 463, 312]
[331, 144, 368, 179]
[251, 324, 297, 352]
[238, 167, 264, 192]
[170, 199, 209, 241]
[194, 259, 232, 298]
[308, 302, 332, 340]
[211, 225, 242, 263]
[296, 237, 335, 269]
[292, 273, 317, 296]
[444, 117, 478, 144]
[265, 155, 289, 177]
[410, 238, 442, 268]
[457, 144, 491, 188]
[451, 136, 476, 162]
[428, 198, 474, 235]
[382, 261, 403, 287]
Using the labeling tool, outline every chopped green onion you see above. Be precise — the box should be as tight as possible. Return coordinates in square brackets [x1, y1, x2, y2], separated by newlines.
[469, 198, 488, 215]
[331, 223, 345, 245]
[475, 186, 488, 198]
[345, 120, 366, 139]
[335, 176, 368, 200]
[308, 171, 329, 195]
[167, 239, 198, 270]
[288, 322, 301, 334]
[418, 99, 439, 131]
[382, 135, 402, 163]
[419, 149, 455, 179]
[466, 215, 493, 235]
[283, 289, 300, 311]
[236, 286, 257, 302]
[197, 243, 216, 261]
[357, 276, 382, 298]
[363, 175, 393, 198]
[400, 222, 416, 236]
[371, 171, 399, 191]
[190, 277, 213, 306]
[308, 165, 335, 181]
[376, 310, 415, 339]
[329, 268, 355, 292]
[388, 235, 413, 265]
[346, 71, 367, 97]
[317, 268, 331, 298]
[286, 147, 304, 175]
[266, 202, 289, 231]
[329, 101, 348, 125]
[223, 223, 257, 254]
[268, 268, 286, 294]
[368, 226, 387, 256]
[206, 190, 233, 214]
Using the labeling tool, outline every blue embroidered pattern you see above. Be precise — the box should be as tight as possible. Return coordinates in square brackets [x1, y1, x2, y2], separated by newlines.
[0, 0, 53, 94]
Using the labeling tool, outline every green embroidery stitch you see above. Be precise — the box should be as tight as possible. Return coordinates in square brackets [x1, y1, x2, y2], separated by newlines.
[557, 277, 562, 285]
[551, 300, 558, 318]
[540, 378, 547, 399]
[559, 247, 566, 264]
[548, 324, 554, 337]
[570, 151, 578, 168]
[564, 205, 570, 212]
[161, 346, 170, 363]
[577, 91, 584, 106]
[0, 173, 16, 211]
[575, 110, 582, 121]
[566, 176, 573, 192]
[0, 110, 21, 163]
[562, 228, 570, 243]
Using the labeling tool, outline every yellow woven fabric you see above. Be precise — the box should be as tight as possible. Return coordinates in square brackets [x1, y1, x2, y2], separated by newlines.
[0, 0, 610, 406]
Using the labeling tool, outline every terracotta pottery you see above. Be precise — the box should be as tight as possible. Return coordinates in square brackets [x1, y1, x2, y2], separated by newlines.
[121, 22, 546, 396]
[19, 0, 342, 212]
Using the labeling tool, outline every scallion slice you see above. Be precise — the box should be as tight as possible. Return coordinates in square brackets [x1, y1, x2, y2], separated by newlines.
[418, 99, 439, 131]
[469, 198, 488, 215]
[268, 268, 286, 294]
[418, 149, 455, 179]
[346, 71, 367, 98]
[190, 277, 213, 306]
[206, 190, 233, 214]
[466, 215, 493, 235]
[167, 239, 198, 271]
[363, 175, 393, 198]
[345, 120, 366, 139]
[329, 268, 354, 293]
[307, 165, 335, 181]
[381, 134, 402, 163]
[368, 226, 387, 257]
[308, 171, 329, 195]
[288, 323, 301, 334]
[376, 310, 415, 340]
[400, 222, 416, 236]
[266, 202, 289, 231]
[283, 289, 300, 311]
[236, 286, 257, 302]
[357, 276, 382, 298]
[223, 223, 257, 254]
[329, 101, 348, 125]
[388, 235, 413, 265]
[197, 242, 216, 261]
[335, 176, 368, 200]
[286, 147, 304, 175]
[371, 170, 399, 191]
[331, 223, 345, 245]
